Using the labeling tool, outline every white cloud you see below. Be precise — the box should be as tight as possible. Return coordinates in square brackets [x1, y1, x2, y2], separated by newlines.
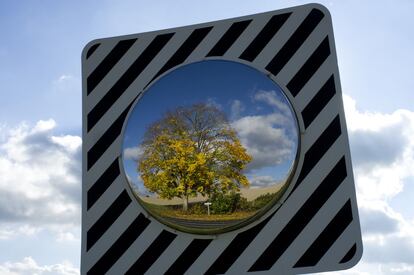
[206, 97, 222, 110]
[332, 262, 414, 275]
[343, 95, 414, 201]
[253, 90, 292, 115]
[0, 257, 79, 275]
[56, 231, 78, 243]
[322, 95, 414, 274]
[0, 225, 41, 240]
[232, 112, 295, 171]
[248, 175, 279, 188]
[358, 203, 399, 235]
[51, 135, 82, 153]
[52, 74, 79, 96]
[230, 89, 298, 171]
[123, 146, 143, 161]
[0, 119, 81, 239]
[57, 75, 73, 82]
[230, 99, 245, 119]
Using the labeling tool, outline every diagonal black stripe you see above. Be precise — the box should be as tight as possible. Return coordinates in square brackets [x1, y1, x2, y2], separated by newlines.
[152, 26, 213, 82]
[87, 33, 174, 132]
[302, 75, 336, 129]
[265, 8, 324, 76]
[294, 200, 353, 267]
[205, 214, 274, 275]
[239, 13, 291, 62]
[207, 20, 252, 57]
[86, 43, 100, 59]
[87, 158, 120, 210]
[125, 230, 177, 275]
[87, 213, 150, 275]
[165, 239, 212, 275]
[87, 105, 130, 170]
[295, 115, 341, 187]
[287, 36, 331, 96]
[87, 190, 131, 251]
[340, 243, 357, 264]
[249, 157, 347, 271]
[87, 39, 136, 94]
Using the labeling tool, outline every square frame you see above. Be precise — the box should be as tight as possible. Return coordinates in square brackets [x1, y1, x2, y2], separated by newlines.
[81, 4, 362, 274]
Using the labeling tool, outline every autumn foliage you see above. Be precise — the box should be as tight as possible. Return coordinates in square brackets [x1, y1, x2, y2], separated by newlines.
[137, 103, 252, 211]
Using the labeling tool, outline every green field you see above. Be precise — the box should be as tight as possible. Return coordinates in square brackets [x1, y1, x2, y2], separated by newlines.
[142, 202, 257, 221]
[139, 188, 285, 222]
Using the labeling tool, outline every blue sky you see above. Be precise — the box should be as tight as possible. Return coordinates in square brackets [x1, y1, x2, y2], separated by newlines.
[122, 60, 298, 194]
[0, 0, 414, 274]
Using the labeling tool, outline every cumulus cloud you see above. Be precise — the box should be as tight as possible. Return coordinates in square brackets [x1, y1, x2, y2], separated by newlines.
[52, 74, 79, 95]
[343, 95, 414, 201]
[0, 257, 79, 275]
[57, 75, 73, 82]
[230, 99, 245, 119]
[0, 119, 81, 239]
[0, 225, 40, 240]
[123, 146, 143, 161]
[206, 97, 222, 110]
[333, 262, 414, 275]
[231, 89, 297, 172]
[359, 204, 399, 235]
[323, 95, 414, 275]
[248, 175, 279, 188]
[253, 90, 292, 115]
[232, 113, 295, 171]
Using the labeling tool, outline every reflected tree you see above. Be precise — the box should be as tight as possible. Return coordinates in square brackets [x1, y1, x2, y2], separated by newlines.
[138, 103, 252, 211]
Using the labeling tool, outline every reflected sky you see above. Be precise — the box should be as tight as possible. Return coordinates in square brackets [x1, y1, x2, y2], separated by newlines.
[122, 60, 298, 195]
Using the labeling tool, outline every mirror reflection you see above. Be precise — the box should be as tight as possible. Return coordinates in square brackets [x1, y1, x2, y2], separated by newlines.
[122, 60, 298, 233]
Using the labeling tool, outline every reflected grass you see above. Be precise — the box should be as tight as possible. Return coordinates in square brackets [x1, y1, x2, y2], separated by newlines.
[141, 200, 258, 221]
[132, 180, 292, 234]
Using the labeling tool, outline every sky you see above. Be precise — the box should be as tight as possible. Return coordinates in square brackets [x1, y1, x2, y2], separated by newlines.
[0, 0, 413, 274]
[122, 60, 298, 195]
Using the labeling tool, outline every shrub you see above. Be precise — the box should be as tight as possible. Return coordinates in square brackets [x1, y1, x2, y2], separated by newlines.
[236, 196, 250, 211]
[250, 193, 276, 210]
[210, 191, 248, 214]
[188, 202, 206, 215]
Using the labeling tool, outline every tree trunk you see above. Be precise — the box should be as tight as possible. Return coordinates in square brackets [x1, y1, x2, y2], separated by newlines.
[183, 195, 188, 211]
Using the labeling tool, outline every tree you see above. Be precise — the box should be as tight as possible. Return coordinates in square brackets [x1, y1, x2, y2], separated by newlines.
[137, 103, 252, 211]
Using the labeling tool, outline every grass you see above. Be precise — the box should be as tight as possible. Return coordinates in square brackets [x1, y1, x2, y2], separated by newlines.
[141, 200, 257, 221]
[136, 182, 291, 224]
[134, 186, 292, 235]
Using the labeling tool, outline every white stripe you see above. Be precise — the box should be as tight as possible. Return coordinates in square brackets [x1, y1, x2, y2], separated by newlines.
[253, 7, 310, 69]
[86, 35, 152, 111]
[185, 235, 232, 275]
[275, 16, 329, 85]
[228, 135, 346, 273]
[83, 39, 118, 76]
[107, 222, 163, 274]
[85, 175, 124, 228]
[317, 219, 359, 268]
[85, 135, 121, 190]
[84, 29, 193, 150]
[276, 176, 349, 270]
[83, 203, 141, 271]
[146, 235, 193, 274]
[223, 12, 272, 59]
[186, 24, 228, 61]
[301, 95, 340, 152]
[294, 57, 335, 111]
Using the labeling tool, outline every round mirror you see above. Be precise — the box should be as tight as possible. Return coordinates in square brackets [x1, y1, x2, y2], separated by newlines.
[122, 60, 299, 234]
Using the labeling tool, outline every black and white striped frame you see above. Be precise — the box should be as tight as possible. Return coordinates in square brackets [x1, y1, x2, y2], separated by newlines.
[81, 4, 362, 274]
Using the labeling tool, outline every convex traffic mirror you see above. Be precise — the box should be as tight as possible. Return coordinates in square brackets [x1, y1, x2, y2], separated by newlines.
[83, 6, 363, 274]
[122, 60, 299, 234]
